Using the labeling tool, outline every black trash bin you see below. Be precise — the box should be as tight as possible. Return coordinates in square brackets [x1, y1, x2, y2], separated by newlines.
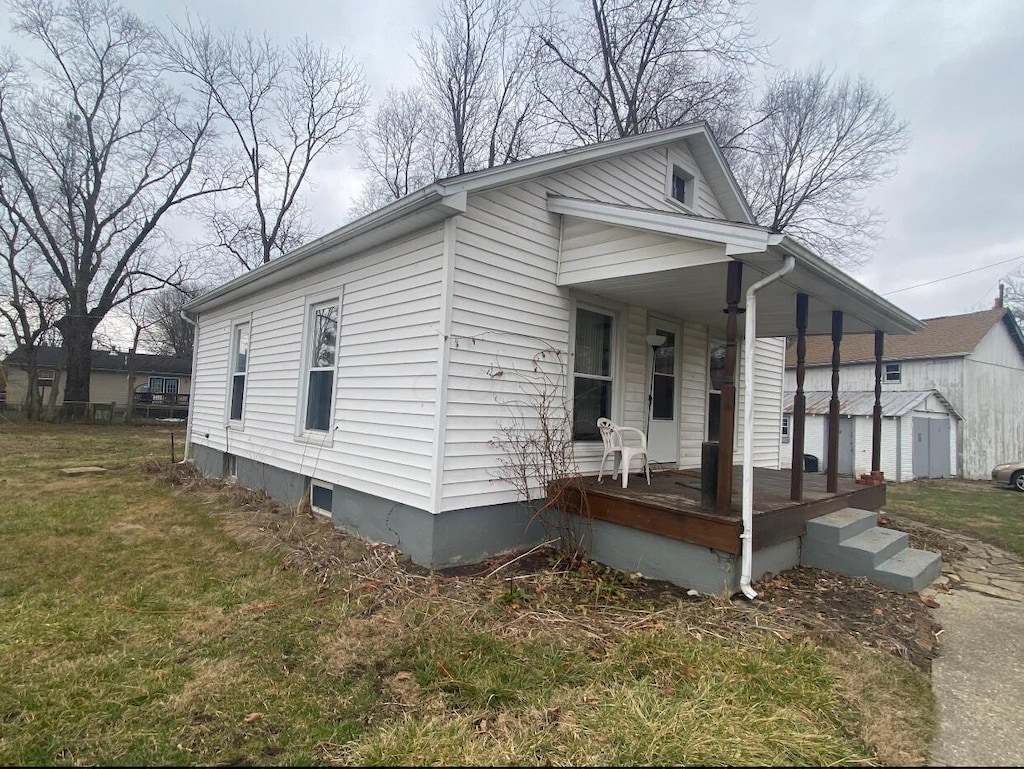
[803, 454, 819, 473]
[701, 441, 719, 509]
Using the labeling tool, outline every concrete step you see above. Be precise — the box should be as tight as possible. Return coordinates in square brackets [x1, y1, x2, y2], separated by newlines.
[874, 549, 943, 593]
[803, 507, 878, 546]
[800, 507, 942, 593]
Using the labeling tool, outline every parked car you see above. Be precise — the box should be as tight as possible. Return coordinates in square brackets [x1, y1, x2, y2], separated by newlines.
[991, 461, 1024, 492]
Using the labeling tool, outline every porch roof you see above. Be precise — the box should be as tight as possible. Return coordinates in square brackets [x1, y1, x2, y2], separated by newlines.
[548, 197, 923, 338]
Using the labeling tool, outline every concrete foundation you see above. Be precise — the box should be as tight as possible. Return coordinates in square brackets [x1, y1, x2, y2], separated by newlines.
[188, 443, 803, 594]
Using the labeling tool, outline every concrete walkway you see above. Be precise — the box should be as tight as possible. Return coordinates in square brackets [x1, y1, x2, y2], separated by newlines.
[917, 526, 1024, 767]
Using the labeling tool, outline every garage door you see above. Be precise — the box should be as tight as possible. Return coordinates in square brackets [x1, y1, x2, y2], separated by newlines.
[912, 417, 951, 478]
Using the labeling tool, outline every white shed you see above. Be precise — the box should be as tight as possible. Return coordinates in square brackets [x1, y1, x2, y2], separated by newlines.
[781, 390, 961, 482]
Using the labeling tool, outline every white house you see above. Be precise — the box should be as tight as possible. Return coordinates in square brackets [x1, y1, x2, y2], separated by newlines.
[784, 307, 1024, 480]
[182, 123, 921, 593]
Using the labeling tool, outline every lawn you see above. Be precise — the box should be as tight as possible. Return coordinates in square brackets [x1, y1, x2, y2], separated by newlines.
[0, 421, 935, 766]
[884, 478, 1024, 558]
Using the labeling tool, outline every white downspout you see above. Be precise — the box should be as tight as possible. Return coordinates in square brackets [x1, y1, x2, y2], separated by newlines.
[740, 255, 796, 600]
[180, 310, 199, 462]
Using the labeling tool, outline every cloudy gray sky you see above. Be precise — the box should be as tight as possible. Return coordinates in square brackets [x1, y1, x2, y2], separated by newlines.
[22, 0, 1024, 324]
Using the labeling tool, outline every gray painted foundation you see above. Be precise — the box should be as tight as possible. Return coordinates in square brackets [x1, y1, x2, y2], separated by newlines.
[187, 443, 801, 594]
[574, 516, 800, 596]
[188, 443, 547, 569]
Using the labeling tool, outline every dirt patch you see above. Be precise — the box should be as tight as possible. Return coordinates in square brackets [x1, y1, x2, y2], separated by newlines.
[878, 514, 970, 565]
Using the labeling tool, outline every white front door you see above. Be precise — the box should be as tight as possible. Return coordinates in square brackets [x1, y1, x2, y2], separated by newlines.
[646, 319, 681, 464]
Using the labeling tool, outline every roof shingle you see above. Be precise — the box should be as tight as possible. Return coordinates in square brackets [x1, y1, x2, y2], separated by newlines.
[784, 308, 1022, 367]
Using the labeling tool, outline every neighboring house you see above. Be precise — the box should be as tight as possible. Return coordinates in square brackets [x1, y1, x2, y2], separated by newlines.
[784, 308, 1024, 480]
[182, 122, 920, 590]
[2, 345, 192, 418]
[780, 390, 962, 482]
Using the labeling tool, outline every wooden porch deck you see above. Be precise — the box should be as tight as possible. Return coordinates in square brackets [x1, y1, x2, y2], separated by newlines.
[557, 467, 886, 556]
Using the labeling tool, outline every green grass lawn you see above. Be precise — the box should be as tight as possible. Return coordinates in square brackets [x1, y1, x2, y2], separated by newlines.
[0, 421, 935, 766]
[884, 479, 1024, 558]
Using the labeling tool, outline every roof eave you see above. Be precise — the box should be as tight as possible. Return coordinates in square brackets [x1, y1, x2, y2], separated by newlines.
[184, 185, 466, 316]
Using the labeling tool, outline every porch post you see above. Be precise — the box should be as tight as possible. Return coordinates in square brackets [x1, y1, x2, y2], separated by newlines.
[826, 310, 844, 493]
[871, 330, 884, 474]
[789, 293, 809, 501]
[717, 261, 743, 515]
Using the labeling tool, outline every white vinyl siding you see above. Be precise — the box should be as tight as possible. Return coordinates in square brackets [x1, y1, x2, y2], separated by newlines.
[190, 225, 446, 510]
[440, 182, 570, 511]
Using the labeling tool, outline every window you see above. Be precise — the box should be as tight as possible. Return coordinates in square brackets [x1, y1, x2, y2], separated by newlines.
[884, 362, 901, 383]
[37, 367, 55, 388]
[304, 301, 339, 432]
[573, 307, 614, 441]
[149, 377, 179, 395]
[707, 341, 726, 442]
[229, 322, 249, 421]
[310, 481, 333, 518]
[651, 329, 676, 420]
[781, 415, 790, 444]
[669, 164, 696, 209]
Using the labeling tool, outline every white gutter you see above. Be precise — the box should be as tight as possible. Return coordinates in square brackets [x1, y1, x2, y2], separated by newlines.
[739, 255, 796, 600]
[179, 310, 199, 463]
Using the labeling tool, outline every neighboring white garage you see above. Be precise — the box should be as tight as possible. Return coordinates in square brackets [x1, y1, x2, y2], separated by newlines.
[781, 390, 962, 482]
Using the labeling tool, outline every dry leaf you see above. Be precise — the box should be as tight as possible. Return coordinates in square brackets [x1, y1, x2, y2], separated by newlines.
[243, 712, 262, 723]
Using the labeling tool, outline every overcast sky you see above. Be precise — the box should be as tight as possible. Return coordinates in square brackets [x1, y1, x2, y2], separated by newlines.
[20, 0, 1024, 326]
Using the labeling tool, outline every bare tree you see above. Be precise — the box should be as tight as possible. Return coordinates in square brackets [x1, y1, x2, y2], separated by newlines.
[169, 21, 368, 270]
[1001, 272, 1024, 328]
[0, 0, 226, 419]
[353, 87, 442, 215]
[416, 0, 542, 176]
[143, 283, 204, 358]
[0, 194, 63, 418]
[735, 67, 909, 267]
[536, 0, 761, 144]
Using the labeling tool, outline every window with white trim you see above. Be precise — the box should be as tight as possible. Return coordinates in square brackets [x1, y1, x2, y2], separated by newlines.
[667, 163, 696, 210]
[229, 322, 249, 421]
[572, 307, 614, 441]
[781, 415, 790, 443]
[884, 362, 901, 383]
[310, 480, 333, 518]
[36, 367, 56, 389]
[304, 301, 339, 432]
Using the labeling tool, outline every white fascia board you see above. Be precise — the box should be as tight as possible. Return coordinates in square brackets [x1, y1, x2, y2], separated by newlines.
[546, 196, 772, 254]
[775, 236, 924, 335]
[184, 186, 467, 316]
[437, 124, 709, 195]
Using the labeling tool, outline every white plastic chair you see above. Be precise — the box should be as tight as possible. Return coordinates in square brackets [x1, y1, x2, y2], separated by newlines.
[597, 417, 651, 489]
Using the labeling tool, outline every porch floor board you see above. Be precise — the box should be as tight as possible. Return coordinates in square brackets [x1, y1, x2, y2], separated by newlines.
[566, 467, 886, 555]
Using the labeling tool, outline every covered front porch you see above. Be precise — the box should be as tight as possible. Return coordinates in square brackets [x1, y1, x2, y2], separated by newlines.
[551, 195, 925, 595]
[559, 465, 886, 556]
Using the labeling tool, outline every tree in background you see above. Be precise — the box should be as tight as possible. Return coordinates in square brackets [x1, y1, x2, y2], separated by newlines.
[355, 0, 543, 214]
[169, 21, 368, 271]
[1001, 271, 1024, 327]
[0, 0, 225, 419]
[734, 68, 909, 268]
[144, 284, 205, 359]
[536, 0, 761, 144]
[0, 193, 63, 418]
[353, 87, 441, 214]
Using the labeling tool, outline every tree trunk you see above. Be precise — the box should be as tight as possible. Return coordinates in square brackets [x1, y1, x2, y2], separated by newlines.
[56, 316, 98, 421]
[22, 351, 41, 420]
[45, 367, 63, 421]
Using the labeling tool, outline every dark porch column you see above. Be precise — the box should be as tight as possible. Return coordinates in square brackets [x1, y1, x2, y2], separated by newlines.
[789, 293, 809, 501]
[871, 330, 884, 474]
[826, 310, 844, 493]
[716, 261, 743, 515]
